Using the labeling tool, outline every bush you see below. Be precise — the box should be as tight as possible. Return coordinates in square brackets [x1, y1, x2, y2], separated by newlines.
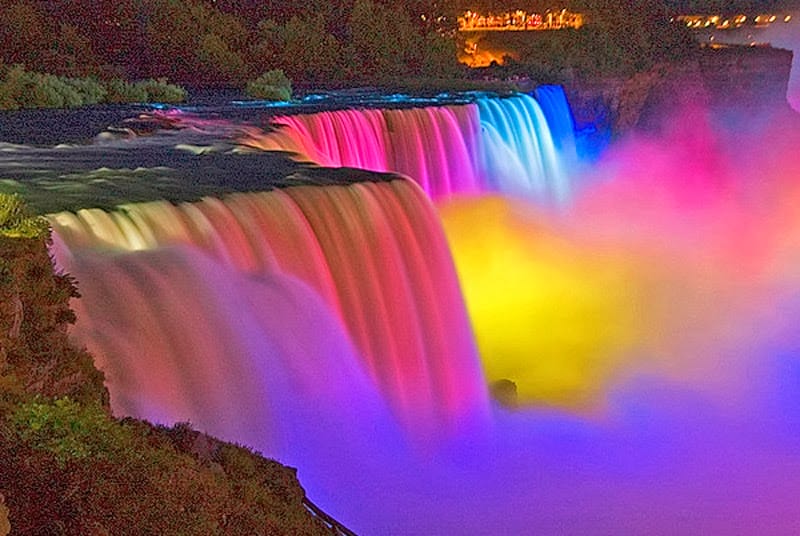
[245, 69, 292, 101]
[0, 407, 334, 534]
[137, 78, 187, 103]
[104, 78, 186, 104]
[63, 76, 107, 105]
[9, 398, 126, 467]
[0, 65, 33, 110]
[0, 193, 48, 239]
[0, 67, 187, 109]
[103, 77, 149, 103]
[0, 66, 108, 110]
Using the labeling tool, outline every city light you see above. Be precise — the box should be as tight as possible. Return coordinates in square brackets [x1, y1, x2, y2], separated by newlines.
[675, 13, 792, 30]
[458, 9, 583, 32]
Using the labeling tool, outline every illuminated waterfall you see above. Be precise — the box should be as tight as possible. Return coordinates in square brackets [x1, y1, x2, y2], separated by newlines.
[50, 179, 489, 438]
[476, 94, 566, 200]
[243, 93, 572, 202]
[534, 85, 578, 169]
[54, 245, 394, 460]
[27, 81, 800, 534]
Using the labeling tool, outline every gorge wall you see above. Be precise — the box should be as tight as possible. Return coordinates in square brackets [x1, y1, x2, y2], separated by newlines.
[564, 45, 795, 141]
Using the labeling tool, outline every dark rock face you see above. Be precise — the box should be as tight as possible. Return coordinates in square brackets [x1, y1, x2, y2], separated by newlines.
[637, 46, 794, 135]
[563, 70, 660, 155]
[696, 46, 793, 110]
[564, 45, 795, 140]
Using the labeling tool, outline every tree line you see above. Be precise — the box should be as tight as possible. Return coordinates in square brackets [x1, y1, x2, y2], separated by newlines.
[0, 0, 461, 88]
[0, 0, 701, 93]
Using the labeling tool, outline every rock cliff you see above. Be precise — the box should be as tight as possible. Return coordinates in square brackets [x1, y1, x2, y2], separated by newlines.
[564, 45, 795, 141]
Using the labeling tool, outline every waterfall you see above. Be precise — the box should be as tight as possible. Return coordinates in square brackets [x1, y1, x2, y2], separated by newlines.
[243, 105, 483, 198]
[16, 76, 800, 535]
[50, 179, 489, 439]
[534, 85, 578, 169]
[476, 94, 567, 201]
[242, 92, 574, 202]
[55, 245, 393, 460]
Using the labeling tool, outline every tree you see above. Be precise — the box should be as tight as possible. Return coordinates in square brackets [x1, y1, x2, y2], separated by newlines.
[0, 2, 51, 68]
[348, 0, 419, 80]
[142, 0, 250, 85]
[42, 23, 98, 77]
[422, 32, 462, 78]
[278, 14, 346, 86]
[581, 0, 694, 72]
[196, 32, 249, 86]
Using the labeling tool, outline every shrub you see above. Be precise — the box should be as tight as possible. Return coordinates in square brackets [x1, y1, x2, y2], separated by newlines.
[62, 76, 107, 105]
[104, 78, 187, 104]
[245, 69, 292, 101]
[0, 88, 17, 111]
[0, 193, 48, 238]
[9, 398, 127, 467]
[0, 66, 108, 109]
[138, 78, 187, 103]
[0, 65, 32, 110]
[103, 77, 149, 103]
[0, 67, 187, 109]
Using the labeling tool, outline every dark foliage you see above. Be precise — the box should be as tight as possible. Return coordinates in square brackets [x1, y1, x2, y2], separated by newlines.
[0, 198, 106, 410]
[0, 0, 464, 89]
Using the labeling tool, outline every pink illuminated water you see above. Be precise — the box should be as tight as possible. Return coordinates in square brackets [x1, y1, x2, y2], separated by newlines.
[50, 181, 488, 440]
[55, 246, 398, 462]
[243, 93, 570, 201]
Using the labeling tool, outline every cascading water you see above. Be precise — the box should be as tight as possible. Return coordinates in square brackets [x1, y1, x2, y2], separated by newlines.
[50, 180, 489, 440]
[243, 105, 483, 198]
[534, 85, 578, 168]
[476, 94, 566, 200]
[54, 245, 397, 461]
[243, 93, 573, 202]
